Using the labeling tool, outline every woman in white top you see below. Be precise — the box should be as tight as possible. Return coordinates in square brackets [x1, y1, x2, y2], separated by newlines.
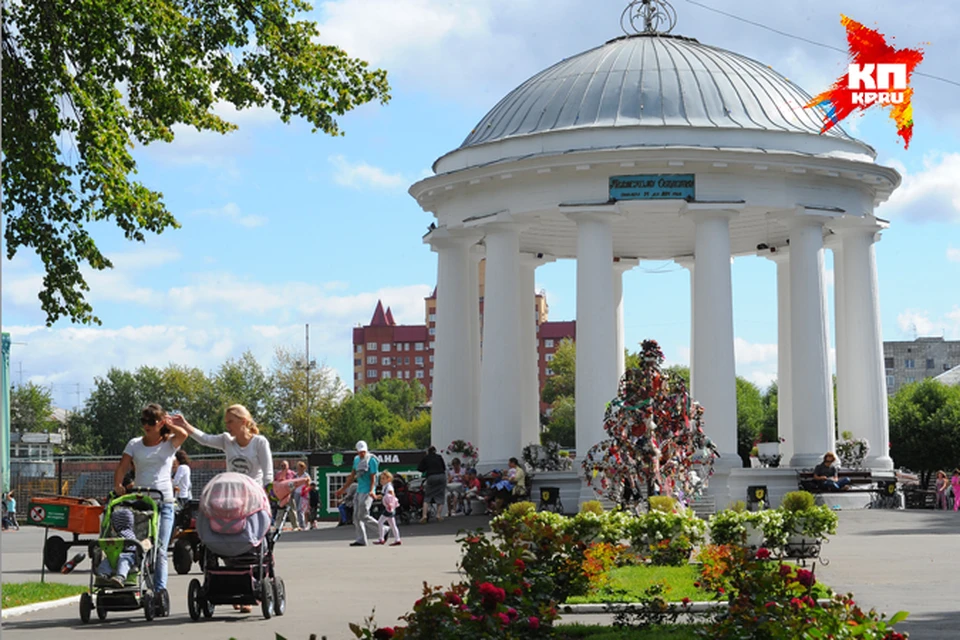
[170, 404, 274, 486]
[112, 403, 189, 597]
[172, 450, 192, 503]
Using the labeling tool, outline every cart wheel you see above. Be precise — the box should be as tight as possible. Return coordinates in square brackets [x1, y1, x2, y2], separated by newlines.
[79, 592, 93, 624]
[173, 539, 193, 575]
[272, 578, 286, 616]
[142, 590, 155, 621]
[202, 597, 214, 618]
[260, 579, 273, 619]
[187, 579, 202, 621]
[44, 535, 68, 572]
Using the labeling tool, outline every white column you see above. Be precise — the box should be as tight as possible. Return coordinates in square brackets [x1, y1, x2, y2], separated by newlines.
[682, 204, 741, 464]
[613, 259, 638, 382]
[478, 224, 524, 469]
[428, 230, 479, 451]
[566, 209, 620, 479]
[468, 245, 484, 449]
[431, 233, 476, 449]
[785, 211, 836, 468]
[830, 238, 852, 444]
[519, 253, 555, 449]
[830, 217, 893, 469]
[764, 248, 793, 465]
[674, 257, 695, 388]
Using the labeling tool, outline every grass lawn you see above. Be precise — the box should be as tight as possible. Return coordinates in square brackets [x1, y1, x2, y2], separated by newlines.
[556, 623, 704, 639]
[2, 582, 88, 609]
[566, 565, 714, 604]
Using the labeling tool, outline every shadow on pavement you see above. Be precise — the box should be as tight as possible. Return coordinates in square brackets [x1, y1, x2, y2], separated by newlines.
[896, 609, 960, 639]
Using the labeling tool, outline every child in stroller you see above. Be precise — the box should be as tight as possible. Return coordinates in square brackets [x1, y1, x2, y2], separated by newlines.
[187, 472, 298, 621]
[81, 488, 167, 623]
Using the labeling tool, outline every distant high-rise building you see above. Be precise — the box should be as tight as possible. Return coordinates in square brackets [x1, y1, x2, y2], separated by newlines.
[882, 337, 960, 394]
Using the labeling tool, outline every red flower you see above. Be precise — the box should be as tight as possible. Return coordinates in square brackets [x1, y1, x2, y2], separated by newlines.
[795, 569, 816, 587]
[506, 607, 518, 620]
[681, 597, 691, 606]
[756, 547, 771, 560]
[790, 597, 804, 609]
[693, 581, 701, 588]
[373, 628, 395, 639]
[528, 616, 540, 630]
[779, 564, 792, 577]
[717, 587, 725, 594]
[514, 558, 526, 571]
[445, 591, 463, 606]
[803, 595, 817, 608]
[765, 601, 776, 609]
[513, 588, 523, 596]
[497, 612, 511, 625]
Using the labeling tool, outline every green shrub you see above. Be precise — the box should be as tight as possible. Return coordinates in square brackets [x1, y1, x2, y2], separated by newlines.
[505, 501, 537, 519]
[648, 496, 677, 513]
[728, 500, 747, 513]
[781, 491, 816, 512]
[580, 500, 605, 514]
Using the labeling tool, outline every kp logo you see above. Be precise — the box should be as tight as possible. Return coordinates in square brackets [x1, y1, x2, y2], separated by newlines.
[805, 15, 924, 149]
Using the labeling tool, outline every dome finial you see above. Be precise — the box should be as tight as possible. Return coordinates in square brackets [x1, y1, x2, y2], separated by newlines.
[621, 0, 678, 35]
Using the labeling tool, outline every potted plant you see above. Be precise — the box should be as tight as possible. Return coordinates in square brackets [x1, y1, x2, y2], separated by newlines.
[755, 436, 785, 468]
[836, 431, 870, 469]
[779, 490, 838, 559]
[444, 439, 479, 468]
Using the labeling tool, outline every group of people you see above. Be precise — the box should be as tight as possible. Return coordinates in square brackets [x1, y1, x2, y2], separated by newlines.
[275, 459, 321, 531]
[934, 470, 960, 511]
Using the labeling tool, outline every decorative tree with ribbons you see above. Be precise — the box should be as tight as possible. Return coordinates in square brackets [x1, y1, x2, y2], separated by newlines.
[581, 339, 719, 509]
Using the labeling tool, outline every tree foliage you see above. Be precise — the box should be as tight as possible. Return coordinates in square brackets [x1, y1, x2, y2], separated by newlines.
[540, 338, 575, 405]
[542, 395, 575, 447]
[10, 382, 59, 433]
[2, 0, 390, 324]
[889, 379, 960, 482]
[735, 377, 765, 465]
[365, 378, 427, 422]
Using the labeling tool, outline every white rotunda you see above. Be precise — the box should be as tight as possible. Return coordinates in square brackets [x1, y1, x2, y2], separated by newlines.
[409, 0, 900, 508]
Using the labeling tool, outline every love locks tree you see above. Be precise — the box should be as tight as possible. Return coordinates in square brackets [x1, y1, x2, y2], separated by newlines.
[3, 0, 390, 325]
[581, 339, 719, 509]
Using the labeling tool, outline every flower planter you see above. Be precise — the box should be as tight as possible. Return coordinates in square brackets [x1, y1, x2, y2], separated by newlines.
[744, 522, 766, 548]
[784, 532, 822, 559]
[756, 443, 782, 468]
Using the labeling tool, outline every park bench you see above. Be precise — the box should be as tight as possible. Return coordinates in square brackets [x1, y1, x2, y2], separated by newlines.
[797, 469, 876, 495]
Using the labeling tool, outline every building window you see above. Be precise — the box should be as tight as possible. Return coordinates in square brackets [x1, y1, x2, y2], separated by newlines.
[545, 339, 554, 348]
[367, 370, 377, 378]
[367, 342, 377, 350]
[415, 356, 424, 365]
[354, 359, 361, 366]
[884, 357, 894, 369]
[415, 342, 424, 351]
[886, 375, 895, 389]
[945, 363, 953, 372]
[545, 367, 554, 376]
[429, 341, 435, 349]
[926, 358, 935, 369]
[429, 327, 436, 336]
[429, 355, 434, 363]
[355, 345, 363, 353]
[405, 371, 411, 379]
[545, 353, 555, 362]
[905, 359, 915, 369]
[430, 368, 434, 377]
[404, 356, 410, 365]
[367, 355, 377, 365]
[355, 372, 361, 380]
[382, 371, 391, 379]
[429, 314, 436, 322]
[430, 383, 433, 391]
[416, 370, 425, 379]
[906, 376, 915, 383]
[382, 343, 391, 352]
[405, 343, 410, 351]
[326, 473, 351, 512]
[381, 357, 391, 366]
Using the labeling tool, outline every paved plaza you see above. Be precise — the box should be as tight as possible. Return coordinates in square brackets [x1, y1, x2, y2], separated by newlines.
[2, 509, 959, 639]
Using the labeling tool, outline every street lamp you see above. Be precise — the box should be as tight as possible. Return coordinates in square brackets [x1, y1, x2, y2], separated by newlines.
[295, 324, 317, 452]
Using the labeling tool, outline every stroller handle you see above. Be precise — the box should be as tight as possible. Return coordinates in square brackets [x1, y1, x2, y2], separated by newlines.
[113, 486, 166, 503]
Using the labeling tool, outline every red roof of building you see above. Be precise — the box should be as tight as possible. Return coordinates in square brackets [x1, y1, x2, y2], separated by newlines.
[393, 325, 429, 341]
[353, 327, 364, 343]
[540, 320, 576, 340]
[385, 307, 396, 326]
[370, 300, 388, 326]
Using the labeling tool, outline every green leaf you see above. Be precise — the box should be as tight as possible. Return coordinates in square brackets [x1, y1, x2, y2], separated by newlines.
[889, 610, 910, 625]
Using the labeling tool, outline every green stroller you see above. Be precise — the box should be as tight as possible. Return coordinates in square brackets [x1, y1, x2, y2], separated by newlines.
[79, 488, 169, 622]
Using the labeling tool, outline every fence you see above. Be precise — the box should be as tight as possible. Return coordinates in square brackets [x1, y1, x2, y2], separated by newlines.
[5, 452, 311, 521]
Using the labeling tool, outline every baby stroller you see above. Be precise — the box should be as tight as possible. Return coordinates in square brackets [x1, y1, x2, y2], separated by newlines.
[187, 473, 296, 621]
[80, 487, 169, 623]
[393, 475, 424, 525]
[172, 499, 203, 574]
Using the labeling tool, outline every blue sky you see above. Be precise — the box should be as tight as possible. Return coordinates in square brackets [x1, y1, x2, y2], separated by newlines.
[2, 0, 959, 411]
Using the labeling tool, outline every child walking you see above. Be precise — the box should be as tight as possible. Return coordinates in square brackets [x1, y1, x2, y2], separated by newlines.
[375, 471, 402, 547]
[935, 470, 950, 510]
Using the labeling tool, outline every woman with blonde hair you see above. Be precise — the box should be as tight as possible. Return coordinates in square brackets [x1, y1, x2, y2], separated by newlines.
[169, 405, 274, 486]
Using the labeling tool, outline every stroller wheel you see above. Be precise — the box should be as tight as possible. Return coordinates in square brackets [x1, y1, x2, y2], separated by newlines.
[157, 589, 170, 617]
[97, 604, 108, 621]
[142, 590, 155, 622]
[260, 579, 273, 620]
[272, 578, 286, 616]
[79, 592, 93, 624]
[187, 579, 203, 621]
[173, 539, 193, 575]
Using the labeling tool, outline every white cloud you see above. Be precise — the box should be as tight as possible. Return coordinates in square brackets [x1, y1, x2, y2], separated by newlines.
[947, 247, 960, 263]
[328, 155, 405, 190]
[747, 370, 778, 390]
[734, 337, 778, 365]
[896, 308, 960, 340]
[878, 153, 960, 223]
[192, 202, 267, 228]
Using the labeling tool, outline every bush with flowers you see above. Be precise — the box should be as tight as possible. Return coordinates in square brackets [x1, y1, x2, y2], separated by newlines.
[444, 439, 479, 467]
[624, 506, 707, 566]
[708, 508, 788, 549]
[701, 545, 909, 640]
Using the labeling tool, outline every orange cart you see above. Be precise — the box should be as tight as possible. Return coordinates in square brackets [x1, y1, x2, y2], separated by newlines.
[27, 494, 104, 573]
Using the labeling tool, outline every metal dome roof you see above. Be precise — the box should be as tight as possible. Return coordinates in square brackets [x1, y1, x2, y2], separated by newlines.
[459, 34, 854, 150]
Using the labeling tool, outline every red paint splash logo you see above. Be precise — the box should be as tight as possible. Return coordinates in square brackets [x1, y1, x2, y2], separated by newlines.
[805, 15, 924, 149]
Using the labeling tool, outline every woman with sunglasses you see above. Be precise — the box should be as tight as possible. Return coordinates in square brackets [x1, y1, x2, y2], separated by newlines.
[112, 403, 189, 604]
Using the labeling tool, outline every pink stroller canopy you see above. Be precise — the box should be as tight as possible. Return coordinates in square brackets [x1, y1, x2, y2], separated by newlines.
[269, 476, 310, 508]
[200, 472, 269, 535]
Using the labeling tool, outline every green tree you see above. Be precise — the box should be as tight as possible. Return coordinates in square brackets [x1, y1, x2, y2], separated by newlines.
[542, 395, 575, 447]
[541, 338, 576, 405]
[735, 377, 765, 466]
[10, 382, 59, 433]
[761, 381, 779, 442]
[69, 368, 143, 454]
[270, 347, 345, 450]
[889, 379, 960, 486]
[366, 378, 427, 422]
[3, 0, 390, 325]
[378, 412, 432, 450]
[214, 351, 275, 436]
[329, 393, 400, 450]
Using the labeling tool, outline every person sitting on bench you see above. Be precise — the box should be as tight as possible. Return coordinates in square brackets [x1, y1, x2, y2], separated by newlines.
[813, 452, 851, 491]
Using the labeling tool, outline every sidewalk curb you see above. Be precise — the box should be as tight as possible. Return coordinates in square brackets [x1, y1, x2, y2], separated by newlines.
[2, 595, 82, 619]
[561, 598, 832, 615]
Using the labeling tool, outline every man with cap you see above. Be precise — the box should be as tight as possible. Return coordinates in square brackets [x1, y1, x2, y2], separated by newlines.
[335, 440, 380, 546]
